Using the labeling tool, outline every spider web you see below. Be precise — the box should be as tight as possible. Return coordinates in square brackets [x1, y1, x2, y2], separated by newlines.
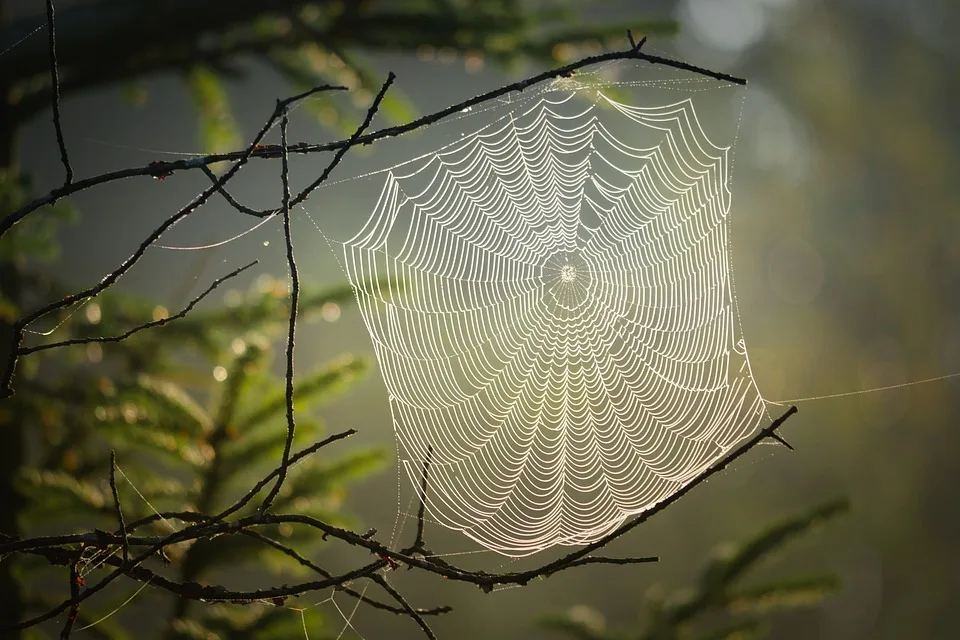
[331, 64, 768, 556]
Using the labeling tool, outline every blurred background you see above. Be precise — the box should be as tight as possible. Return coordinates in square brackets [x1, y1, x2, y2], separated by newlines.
[2, 0, 959, 638]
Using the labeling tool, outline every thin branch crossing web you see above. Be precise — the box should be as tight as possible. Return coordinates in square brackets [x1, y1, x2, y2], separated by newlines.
[336, 65, 767, 555]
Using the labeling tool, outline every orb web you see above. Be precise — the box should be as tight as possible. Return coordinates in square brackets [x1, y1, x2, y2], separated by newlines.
[338, 69, 768, 556]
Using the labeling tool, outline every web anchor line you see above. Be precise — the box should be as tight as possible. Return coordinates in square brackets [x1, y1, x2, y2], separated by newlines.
[766, 371, 960, 405]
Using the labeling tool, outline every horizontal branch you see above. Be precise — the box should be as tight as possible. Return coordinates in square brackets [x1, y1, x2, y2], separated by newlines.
[253, 407, 798, 590]
[4, 408, 795, 632]
[0, 519, 451, 620]
[554, 555, 660, 572]
[18, 541, 387, 607]
[18, 260, 257, 356]
[0, 40, 743, 240]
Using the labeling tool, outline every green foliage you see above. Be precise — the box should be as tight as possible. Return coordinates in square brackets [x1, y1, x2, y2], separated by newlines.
[7, 257, 388, 637]
[185, 65, 243, 159]
[5, 1, 679, 138]
[541, 500, 848, 640]
[256, 4, 677, 134]
[0, 171, 77, 266]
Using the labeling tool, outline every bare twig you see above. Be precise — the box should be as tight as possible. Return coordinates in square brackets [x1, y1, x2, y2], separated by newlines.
[45, 0, 72, 186]
[219, 428, 357, 521]
[260, 73, 394, 512]
[768, 431, 795, 450]
[17, 260, 257, 356]
[290, 71, 396, 207]
[200, 165, 274, 217]
[239, 529, 450, 618]
[549, 555, 659, 572]
[109, 451, 128, 564]
[627, 29, 648, 52]
[259, 112, 298, 514]
[403, 445, 432, 555]
[59, 560, 80, 639]
[371, 574, 436, 640]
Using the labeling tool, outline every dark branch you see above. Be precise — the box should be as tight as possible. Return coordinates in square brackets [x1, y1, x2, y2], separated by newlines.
[550, 555, 659, 572]
[371, 574, 437, 640]
[200, 165, 274, 217]
[17, 261, 258, 356]
[260, 73, 393, 512]
[627, 29, 648, 52]
[59, 560, 80, 639]
[290, 71, 396, 207]
[218, 428, 357, 521]
[259, 112, 298, 514]
[403, 445, 432, 555]
[3, 408, 795, 630]
[109, 451, 128, 564]
[239, 529, 450, 619]
[45, 0, 72, 185]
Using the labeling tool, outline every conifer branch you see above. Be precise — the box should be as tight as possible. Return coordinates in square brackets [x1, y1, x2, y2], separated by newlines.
[17, 261, 258, 356]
